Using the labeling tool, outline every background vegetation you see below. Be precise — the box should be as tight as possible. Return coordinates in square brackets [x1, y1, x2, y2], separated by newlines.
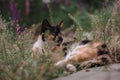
[0, 0, 113, 28]
[0, 0, 120, 80]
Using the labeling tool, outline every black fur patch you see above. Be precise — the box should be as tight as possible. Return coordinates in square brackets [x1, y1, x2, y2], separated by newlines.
[101, 57, 108, 63]
[62, 42, 70, 46]
[88, 63, 103, 68]
[80, 40, 91, 45]
[57, 44, 60, 46]
[98, 43, 109, 55]
[64, 52, 67, 57]
[40, 19, 52, 34]
[42, 34, 46, 41]
[101, 44, 107, 48]
[63, 47, 67, 52]
[57, 36, 63, 44]
[42, 49, 45, 54]
[62, 47, 68, 57]
[98, 50, 109, 55]
[40, 19, 63, 45]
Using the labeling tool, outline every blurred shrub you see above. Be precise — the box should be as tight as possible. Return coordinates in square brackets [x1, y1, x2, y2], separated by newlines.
[0, 0, 114, 28]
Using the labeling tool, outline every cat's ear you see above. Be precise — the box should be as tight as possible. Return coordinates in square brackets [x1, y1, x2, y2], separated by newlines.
[42, 19, 51, 29]
[58, 20, 63, 28]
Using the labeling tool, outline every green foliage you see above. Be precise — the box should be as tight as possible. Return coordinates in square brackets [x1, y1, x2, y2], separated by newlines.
[0, 0, 120, 80]
[1, 0, 114, 28]
[0, 18, 65, 80]
[6, 23, 17, 41]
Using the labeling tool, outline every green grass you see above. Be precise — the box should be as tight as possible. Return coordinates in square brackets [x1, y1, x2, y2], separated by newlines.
[0, 5, 120, 80]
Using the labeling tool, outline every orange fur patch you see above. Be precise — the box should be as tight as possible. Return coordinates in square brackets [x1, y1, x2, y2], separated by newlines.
[55, 41, 110, 67]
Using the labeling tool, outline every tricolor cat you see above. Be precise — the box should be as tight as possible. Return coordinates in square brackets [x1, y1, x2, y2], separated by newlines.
[32, 19, 64, 58]
[55, 40, 112, 72]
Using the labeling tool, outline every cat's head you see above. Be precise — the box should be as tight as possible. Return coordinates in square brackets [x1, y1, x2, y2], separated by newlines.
[40, 19, 64, 44]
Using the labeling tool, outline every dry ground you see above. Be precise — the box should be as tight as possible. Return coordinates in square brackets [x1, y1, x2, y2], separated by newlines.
[54, 63, 120, 80]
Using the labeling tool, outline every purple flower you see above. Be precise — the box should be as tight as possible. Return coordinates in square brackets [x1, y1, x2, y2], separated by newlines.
[17, 26, 24, 35]
[25, 0, 30, 15]
[65, 0, 71, 6]
[43, 3, 49, 10]
[12, 23, 24, 35]
[9, 0, 24, 35]
[78, 0, 83, 12]
[54, 0, 62, 4]
[9, 0, 19, 22]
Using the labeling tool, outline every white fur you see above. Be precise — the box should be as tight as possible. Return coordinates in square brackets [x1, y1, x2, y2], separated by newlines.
[65, 44, 88, 60]
[55, 44, 88, 67]
[66, 64, 77, 73]
[32, 35, 45, 55]
[54, 59, 67, 67]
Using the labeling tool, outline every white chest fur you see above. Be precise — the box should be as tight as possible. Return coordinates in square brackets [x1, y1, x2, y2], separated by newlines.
[32, 35, 45, 55]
